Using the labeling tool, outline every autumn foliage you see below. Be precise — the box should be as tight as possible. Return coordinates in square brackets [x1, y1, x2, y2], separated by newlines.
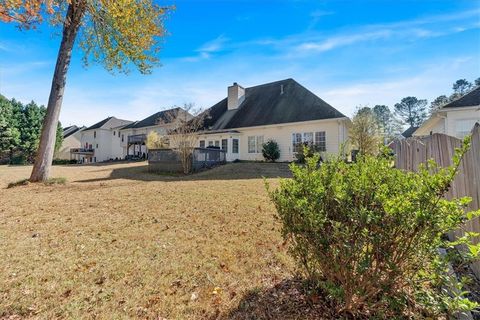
[1, 0, 171, 73]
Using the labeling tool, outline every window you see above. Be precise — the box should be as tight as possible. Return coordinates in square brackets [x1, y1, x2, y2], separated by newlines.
[292, 131, 326, 152]
[199, 140, 205, 148]
[94, 131, 96, 139]
[214, 140, 220, 148]
[89, 144, 92, 149]
[292, 133, 302, 152]
[248, 136, 256, 153]
[248, 135, 264, 153]
[221, 139, 228, 152]
[96, 144, 99, 149]
[232, 139, 239, 153]
[315, 131, 326, 151]
[113, 131, 116, 136]
[208, 141, 214, 147]
[303, 132, 313, 144]
[456, 119, 477, 138]
[256, 136, 264, 153]
[121, 134, 124, 142]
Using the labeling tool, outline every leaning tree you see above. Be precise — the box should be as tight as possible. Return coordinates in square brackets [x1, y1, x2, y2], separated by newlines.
[0, 0, 171, 181]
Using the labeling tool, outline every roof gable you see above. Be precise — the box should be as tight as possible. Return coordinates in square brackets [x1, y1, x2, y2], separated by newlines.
[63, 125, 85, 139]
[85, 117, 132, 131]
[202, 79, 346, 130]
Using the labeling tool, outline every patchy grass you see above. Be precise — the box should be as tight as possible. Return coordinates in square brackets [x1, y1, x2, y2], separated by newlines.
[44, 177, 67, 185]
[0, 162, 304, 319]
[7, 178, 30, 189]
[7, 177, 66, 189]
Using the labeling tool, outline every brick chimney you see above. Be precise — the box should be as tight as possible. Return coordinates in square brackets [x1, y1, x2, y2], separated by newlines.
[227, 82, 245, 110]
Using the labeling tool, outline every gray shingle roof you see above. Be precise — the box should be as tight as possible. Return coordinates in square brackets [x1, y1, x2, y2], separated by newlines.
[442, 87, 480, 109]
[201, 78, 346, 130]
[85, 117, 132, 131]
[63, 125, 85, 139]
[402, 126, 419, 138]
[120, 107, 184, 130]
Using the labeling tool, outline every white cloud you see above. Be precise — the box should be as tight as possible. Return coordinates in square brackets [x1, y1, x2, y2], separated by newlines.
[197, 34, 228, 54]
[317, 56, 477, 116]
[180, 35, 229, 62]
[296, 30, 392, 53]
[254, 8, 480, 56]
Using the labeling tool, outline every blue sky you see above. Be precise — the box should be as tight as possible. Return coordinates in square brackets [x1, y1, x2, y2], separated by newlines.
[0, 0, 479, 127]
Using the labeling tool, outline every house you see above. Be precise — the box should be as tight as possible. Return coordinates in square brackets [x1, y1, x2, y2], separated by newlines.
[414, 87, 480, 139]
[119, 107, 192, 157]
[72, 117, 133, 163]
[55, 125, 85, 160]
[189, 79, 350, 162]
[401, 126, 419, 139]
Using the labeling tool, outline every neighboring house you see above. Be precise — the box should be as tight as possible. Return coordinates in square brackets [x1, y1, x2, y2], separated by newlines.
[120, 107, 192, 157]
[188, 79, 350, 162]
[55, 125, 85, 160]
[401, 126, 419, 139]
[72, 117, 133, 163]
[414, 87, 480, 139]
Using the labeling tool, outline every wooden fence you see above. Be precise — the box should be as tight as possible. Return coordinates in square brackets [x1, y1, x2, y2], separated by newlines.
[393, 123, 480, 278]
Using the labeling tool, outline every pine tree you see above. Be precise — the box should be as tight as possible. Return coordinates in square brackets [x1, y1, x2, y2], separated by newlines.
[394, 97, 428, 127]
[0, 96, 20, 160]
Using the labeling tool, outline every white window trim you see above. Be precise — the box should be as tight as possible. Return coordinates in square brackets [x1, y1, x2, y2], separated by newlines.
[232, 138, 239, 154]
[292, 131, 326, 152]
[248, 135, 264, 153]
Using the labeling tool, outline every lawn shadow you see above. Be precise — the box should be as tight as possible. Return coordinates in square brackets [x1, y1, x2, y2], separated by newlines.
[74, 162, 292, 183]
[222, 278, 335, 320]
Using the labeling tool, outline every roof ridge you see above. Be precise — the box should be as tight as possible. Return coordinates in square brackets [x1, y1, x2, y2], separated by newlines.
[441, 86, 480, 109]
[244, 78, 295, 90]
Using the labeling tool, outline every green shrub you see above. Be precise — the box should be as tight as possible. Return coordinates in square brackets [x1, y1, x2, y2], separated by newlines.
[52, 159, 78, 165]
[9, 154, 28, 165]
[262, 140, 280, 162]
[294, 143, 323, 164]
[267, 142, 479, 318]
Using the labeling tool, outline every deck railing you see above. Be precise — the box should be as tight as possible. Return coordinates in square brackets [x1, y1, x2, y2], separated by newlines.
[70, 148, 94, 154]
[128, 134, 147, 144]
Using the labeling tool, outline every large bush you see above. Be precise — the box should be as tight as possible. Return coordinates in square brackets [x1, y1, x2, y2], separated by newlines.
[268, 143, 479, 318]
[262, 139, 280, 162]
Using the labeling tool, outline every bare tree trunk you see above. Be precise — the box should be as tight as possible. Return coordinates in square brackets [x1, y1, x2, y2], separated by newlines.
[30, 2, 85, 182]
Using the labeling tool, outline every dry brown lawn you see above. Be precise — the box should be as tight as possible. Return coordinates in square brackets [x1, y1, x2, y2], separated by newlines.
[0, 162, 327, 319]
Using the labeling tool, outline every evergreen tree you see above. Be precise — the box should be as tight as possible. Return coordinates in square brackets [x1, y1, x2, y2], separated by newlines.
[394, 97, 428, 127]
[20, 101, 46, 162]
[372, 104, 401, 141]
[429, 95, 449, 114]
[55, 121, 64, 153]
[0, 96, 21, 159]
[450, 79, 473, 101]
